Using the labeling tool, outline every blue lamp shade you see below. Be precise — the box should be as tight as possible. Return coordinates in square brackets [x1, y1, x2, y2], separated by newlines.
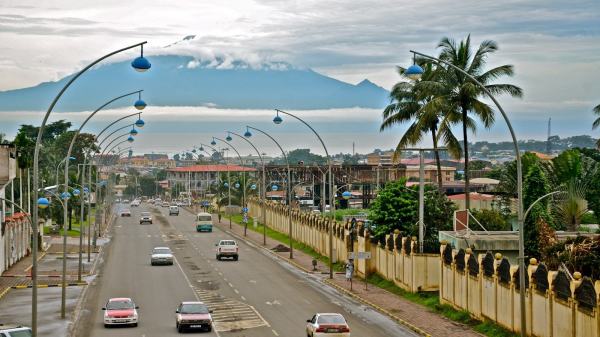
[405, 64, 424, 80]
[224, 182, 229, 188]
[131, 56, 151, 72]
[234, 183, 240, 189]
[226, 134, 232, 142]
[83, 187, 89, 193]
[134, 99, 147, 110]
[135, 119, 145, 128]
[60, 192, 71, 200]
[211, 139, 217, 146]
[250, 184, 257, 190]
[37, 197, 50, 209]
[72, 189, 81, 196]
[244, 130, 252, 138]
[342, 191, 352, 200]
[271, 185, 278, 191]
[273, 115, 283, 124]
[127, 136, 135, 143]
[130, 128, 138, 136]
[68, 156, 76, 160]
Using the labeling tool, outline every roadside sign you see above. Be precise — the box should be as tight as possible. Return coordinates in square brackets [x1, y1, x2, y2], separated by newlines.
[242, 207, 249, 213]
[348, 251, 371, 260]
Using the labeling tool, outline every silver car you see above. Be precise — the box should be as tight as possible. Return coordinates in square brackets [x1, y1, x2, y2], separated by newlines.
[151, 247, 174, 265]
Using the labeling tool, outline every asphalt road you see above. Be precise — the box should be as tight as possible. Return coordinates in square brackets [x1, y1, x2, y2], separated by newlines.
[76, 203, 418, 337]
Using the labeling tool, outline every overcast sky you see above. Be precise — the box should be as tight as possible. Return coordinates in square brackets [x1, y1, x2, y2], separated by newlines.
[0, 0, 599, 155]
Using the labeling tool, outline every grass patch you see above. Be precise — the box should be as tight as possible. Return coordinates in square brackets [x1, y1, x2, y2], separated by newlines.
[223, 214, 345, 272]
[43, 226, 82, 237]
[366, 273, 518, 337]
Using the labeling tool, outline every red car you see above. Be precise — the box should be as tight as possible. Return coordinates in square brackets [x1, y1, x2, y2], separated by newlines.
[175, 301, 213, 332]
[103, 297, 139, 327]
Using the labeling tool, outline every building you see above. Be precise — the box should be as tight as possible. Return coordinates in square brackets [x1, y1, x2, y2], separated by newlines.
[119, 155, 176, 169]
[1, 144, 32, 274]
[404, 165, 455, 183]
[448, 192, 499, 211]
[367, 151, 401, 165]
[166, 164, 257, 195]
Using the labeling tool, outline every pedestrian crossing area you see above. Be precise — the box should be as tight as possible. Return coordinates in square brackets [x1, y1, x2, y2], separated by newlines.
[194, 288, 269, 332]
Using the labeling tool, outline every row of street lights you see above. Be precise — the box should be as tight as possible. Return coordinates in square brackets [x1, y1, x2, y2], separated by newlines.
[28, 42, 151, 336]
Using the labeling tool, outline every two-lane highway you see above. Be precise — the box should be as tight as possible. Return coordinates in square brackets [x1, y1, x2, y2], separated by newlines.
[76, 202, 418, 337]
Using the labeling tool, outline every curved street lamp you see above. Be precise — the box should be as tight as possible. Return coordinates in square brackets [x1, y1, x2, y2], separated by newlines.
[227, 130, 267, 242]
[246, 125, 294, 259]
[214, 136, 247, 222]
[406, 49, 524, 336]
[273, 109, 334, 277]
[31, 42, 149, 333]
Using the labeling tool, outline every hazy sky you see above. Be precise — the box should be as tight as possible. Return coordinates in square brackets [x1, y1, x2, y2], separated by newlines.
[0, 0, 599, 155]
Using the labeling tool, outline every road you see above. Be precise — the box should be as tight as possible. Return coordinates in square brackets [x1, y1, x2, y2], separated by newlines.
[75, 203, 418, 337]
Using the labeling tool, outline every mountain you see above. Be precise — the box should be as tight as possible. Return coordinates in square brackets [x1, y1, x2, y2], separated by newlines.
[0, 55, 390, 112]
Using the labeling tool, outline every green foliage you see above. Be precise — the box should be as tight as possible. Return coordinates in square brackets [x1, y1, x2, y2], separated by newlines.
[333, 208, 369, 221]
[273, 148, 326, 165]
[368, 179, 454, 240]
[543, 236, 600, 280]
[470, 209, 511, 231]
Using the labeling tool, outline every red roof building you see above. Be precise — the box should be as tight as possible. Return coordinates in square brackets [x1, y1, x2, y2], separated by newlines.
[168, 164, 256, 173]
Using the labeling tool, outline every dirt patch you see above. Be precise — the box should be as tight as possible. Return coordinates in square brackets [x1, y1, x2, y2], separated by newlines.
[271, 244, 290, 252]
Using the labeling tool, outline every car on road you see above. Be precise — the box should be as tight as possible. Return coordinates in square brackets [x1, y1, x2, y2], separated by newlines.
[175, 301, 213, 333]
[150, 247, 174, 265]
[162, 201, 170, 207]
[0, 324, 33, 337]
[120, 209, 131, 217]
[131, 199, 141, 207]
[169, 205, 179, 216]
[196, 212, 213, 232]
[139, 212, 152, 224]
[123, 199, 130, 204]
[102, 297, 139, 328]
[306, 313, 350, 337]
[215, 239, 238, 261]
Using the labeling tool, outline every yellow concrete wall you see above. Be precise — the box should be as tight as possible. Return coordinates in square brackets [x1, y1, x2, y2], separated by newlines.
[438, 244, 600, 337]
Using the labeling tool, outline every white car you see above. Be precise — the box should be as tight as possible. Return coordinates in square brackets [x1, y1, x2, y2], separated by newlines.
[0, 324, 33, 337]
[306, 313, 350, 337]
[215, 240, 239, 261]
[151, 247, 174, 265]
[131, 200, 141, 207]
[103, 297, 139, 327]
[140, 212, 152, 224]
[169, 205, 179, 216]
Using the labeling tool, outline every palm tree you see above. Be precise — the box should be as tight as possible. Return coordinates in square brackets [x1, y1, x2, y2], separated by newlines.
[381, 64, 461, 189]
[593, 104, 600, 148]
[436, 35, 523, 209]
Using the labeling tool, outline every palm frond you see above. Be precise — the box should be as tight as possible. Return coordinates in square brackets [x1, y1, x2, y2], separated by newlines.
[484, 83, 523, 98]
[470, 99, 494, 128]
[468, 40, 498, 74]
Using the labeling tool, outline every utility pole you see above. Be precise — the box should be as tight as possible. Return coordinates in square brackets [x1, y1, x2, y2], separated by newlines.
[397, 148, 447, 253]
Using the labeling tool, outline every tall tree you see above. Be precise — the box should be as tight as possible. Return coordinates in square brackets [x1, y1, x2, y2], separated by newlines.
[593, 104, 600, 148]
[436, 35, 523, 209]
[381, 64, 461, 189]
[523, 163, 551, 258]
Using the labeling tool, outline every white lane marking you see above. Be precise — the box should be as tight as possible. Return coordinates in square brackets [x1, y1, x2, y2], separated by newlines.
[234, 289, 239, 294]
[249, 280, 257, 284]
[172, 255, 222, 337]
[228, 282, 233, 288]
[147, 235, 151, 238]
[218, 272, 223, 276]
[272, 329, 279, 336]
[241, 296, 246, 301]
[224, 278, 228, 282]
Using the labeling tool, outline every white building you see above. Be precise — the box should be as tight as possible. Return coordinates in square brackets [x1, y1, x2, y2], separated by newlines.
[1, 144, 31, 274]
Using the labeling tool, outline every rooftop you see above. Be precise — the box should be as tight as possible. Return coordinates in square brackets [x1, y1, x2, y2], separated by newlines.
[168, 164, 256, 172]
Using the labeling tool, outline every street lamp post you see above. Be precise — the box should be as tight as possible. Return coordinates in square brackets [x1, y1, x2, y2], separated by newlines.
[214, 136, 247, 231]
[273, 109, 334, 277]
[406, 50, 524, 336]
[229, 129, 267, 243]
[55, 157, 76, 186]
[246, 126, 294, 259]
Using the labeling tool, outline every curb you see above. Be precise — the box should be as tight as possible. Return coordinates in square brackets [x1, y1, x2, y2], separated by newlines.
[10, 282, 87, 289]
[0, 287, 10, 300]
[324, 279, 431, 337]
[215, 220, 431, 336]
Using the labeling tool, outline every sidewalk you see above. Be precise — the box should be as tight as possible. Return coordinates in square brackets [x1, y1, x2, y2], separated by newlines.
[0, 236, 93, 300]
[214, 216, 481, 337]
